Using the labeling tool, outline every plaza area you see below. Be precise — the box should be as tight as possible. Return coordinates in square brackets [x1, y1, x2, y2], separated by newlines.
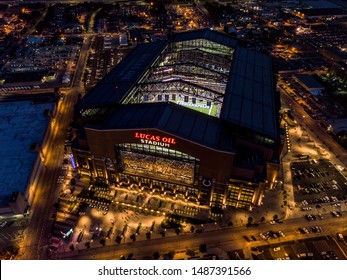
[46, 113, 347, 259]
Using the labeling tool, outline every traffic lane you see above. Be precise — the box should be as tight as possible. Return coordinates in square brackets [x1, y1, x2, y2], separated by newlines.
[63, 214, 347, 260]
[22, 151, 62, 259]
[281, 91, 338, 146]
[36, 87, 79, 256]
[281, 90, 347, 164]
[73, 36, 93, 88]
[21, 71, 70, 258]
[21, 70, 83, 259]
[64, 231, 243, 260]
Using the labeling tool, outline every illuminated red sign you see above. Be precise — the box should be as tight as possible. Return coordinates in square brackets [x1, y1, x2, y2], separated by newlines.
[134, 132, 176, 147]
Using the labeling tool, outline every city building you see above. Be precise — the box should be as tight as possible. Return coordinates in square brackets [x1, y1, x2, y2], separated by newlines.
[329, 61, 347, 84]
[73, 29, 282, 210]
[297, 8, 347, 19]
[119, 34, 128, 47]
[320, 47, 347, 63]
[293, 74, 325, 95]
[0, 97, 55, 216]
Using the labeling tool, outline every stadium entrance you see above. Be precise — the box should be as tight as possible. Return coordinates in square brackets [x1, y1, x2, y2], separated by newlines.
[115, 143, 200, 189]
[74, 29, 281, 211]
[115, 143, 200, 201]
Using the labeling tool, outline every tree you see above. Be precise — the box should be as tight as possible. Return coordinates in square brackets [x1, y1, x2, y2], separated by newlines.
[100, 239, 106, 246]
[186, 249, 195, 256]
[167, 250, 175, 259]
[199, 243, 207, 253]
[130, 233, 136, 241]
[153, 252, 160, 260]
[116, 236, 122, 244]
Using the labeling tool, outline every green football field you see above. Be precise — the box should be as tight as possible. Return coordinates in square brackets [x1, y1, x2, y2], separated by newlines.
[175, 101, 217, 116]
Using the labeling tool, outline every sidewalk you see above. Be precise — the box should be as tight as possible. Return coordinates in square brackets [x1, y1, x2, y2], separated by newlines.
[49, 119, 347, 259]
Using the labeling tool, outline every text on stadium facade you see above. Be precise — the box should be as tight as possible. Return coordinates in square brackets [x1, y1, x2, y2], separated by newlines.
[134, 132, 176, 147]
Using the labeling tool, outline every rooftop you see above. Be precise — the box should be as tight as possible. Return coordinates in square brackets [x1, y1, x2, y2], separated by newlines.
[300, 8, 347, 17]
[78, 29, 278, 141]
[293, 74, 325, 90]
[77, 40, 168, 109]
[77, 29, 238, 111]
[221, 47, 278, 138]
[87, 102, 233, 152]
[170, 28, 239, 49]
[0, 101, 53, 206]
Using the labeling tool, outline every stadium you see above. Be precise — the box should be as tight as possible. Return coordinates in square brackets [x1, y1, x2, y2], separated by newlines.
[73, 29, 282, 210]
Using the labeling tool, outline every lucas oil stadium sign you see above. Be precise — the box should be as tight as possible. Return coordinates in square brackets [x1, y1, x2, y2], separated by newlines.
[134, 132, 176, 148]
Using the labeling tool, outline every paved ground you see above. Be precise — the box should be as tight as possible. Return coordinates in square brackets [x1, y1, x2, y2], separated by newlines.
[42, 111, 347, 260]
[6, 83, 346, 260]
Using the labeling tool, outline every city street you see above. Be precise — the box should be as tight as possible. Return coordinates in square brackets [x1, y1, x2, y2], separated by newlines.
[61, 214, 347, 260]
[6, 2, 346, 262]
[23, 80, 347, 260]
[18, 36, 93, 260]
[280, 87, 347, 167]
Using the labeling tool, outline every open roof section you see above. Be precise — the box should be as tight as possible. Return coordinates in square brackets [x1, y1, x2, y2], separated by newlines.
[86, 102, 233, 153]
[220, 47, 278, 139]
[77, 29, 238, 111]
[77, 29, 278, 140]
[77, 40, 168, 110]
[170, 28, 239, 49]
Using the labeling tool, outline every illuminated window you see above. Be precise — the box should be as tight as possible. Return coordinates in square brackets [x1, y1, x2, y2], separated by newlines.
[176, 185, 186, 192]
[212, 192, 224, 204]
[97, 168, 104, 177]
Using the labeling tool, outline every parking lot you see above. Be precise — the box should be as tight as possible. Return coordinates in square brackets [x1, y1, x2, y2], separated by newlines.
[291, 159, 347, 207]
[47, 155, 209, 257]
[84, 36, 128, 89]
[253, 236, 346, 260]
[256, 230, 285, 242]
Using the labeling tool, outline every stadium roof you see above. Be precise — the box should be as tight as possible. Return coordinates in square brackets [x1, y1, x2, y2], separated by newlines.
[221, 47, 278, 138]
[86, 102, 234, 152]
[78, 29, 278, 141]
[77, 29, 238, 111]
[77, 40, 168, 109]
[170, 28, 239, 48]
